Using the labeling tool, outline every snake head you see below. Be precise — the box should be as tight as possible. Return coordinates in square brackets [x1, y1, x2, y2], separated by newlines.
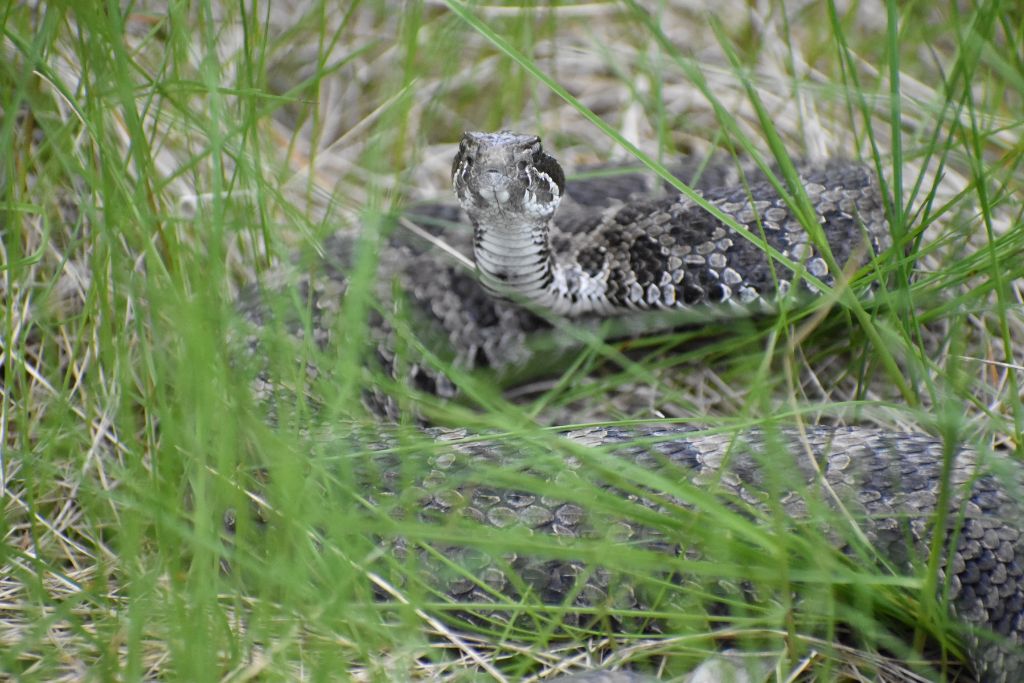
[452, 131, 565, 221]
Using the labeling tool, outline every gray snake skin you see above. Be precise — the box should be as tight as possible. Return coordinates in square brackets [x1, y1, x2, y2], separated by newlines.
[452, 131, 890, 315]
[371, 425, 1024, 682]
[244, 132, 1024, 681]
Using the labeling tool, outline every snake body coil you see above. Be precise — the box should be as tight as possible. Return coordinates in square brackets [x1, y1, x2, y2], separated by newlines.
[452, 131, 889, 315]
[247, 132, 1024, 681]
[376, 425, 1024, 682]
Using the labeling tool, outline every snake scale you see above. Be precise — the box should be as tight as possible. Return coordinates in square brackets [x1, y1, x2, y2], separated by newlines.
[244, 132, 1024, 681]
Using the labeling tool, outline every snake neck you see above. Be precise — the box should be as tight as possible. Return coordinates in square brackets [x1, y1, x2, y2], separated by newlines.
[472, 212, 552, 299]
[472, 213, 611, 317]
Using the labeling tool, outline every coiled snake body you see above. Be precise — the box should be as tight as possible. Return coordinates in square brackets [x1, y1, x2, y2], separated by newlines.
[249, 132, 1024, 681]
[452, 131, 889, 316]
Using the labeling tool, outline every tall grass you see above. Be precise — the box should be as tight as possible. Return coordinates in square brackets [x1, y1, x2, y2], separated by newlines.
[1, 1, 1022, 680]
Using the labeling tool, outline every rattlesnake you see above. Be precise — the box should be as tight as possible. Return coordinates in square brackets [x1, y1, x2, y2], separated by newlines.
[244, 132, 1023, 681]
[452, 131, 888, 316]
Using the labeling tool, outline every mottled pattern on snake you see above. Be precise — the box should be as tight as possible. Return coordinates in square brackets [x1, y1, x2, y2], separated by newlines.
[239, 133, 1024, 681]
[452, 131, 890, 316]
[360, 425, 1024, 683]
